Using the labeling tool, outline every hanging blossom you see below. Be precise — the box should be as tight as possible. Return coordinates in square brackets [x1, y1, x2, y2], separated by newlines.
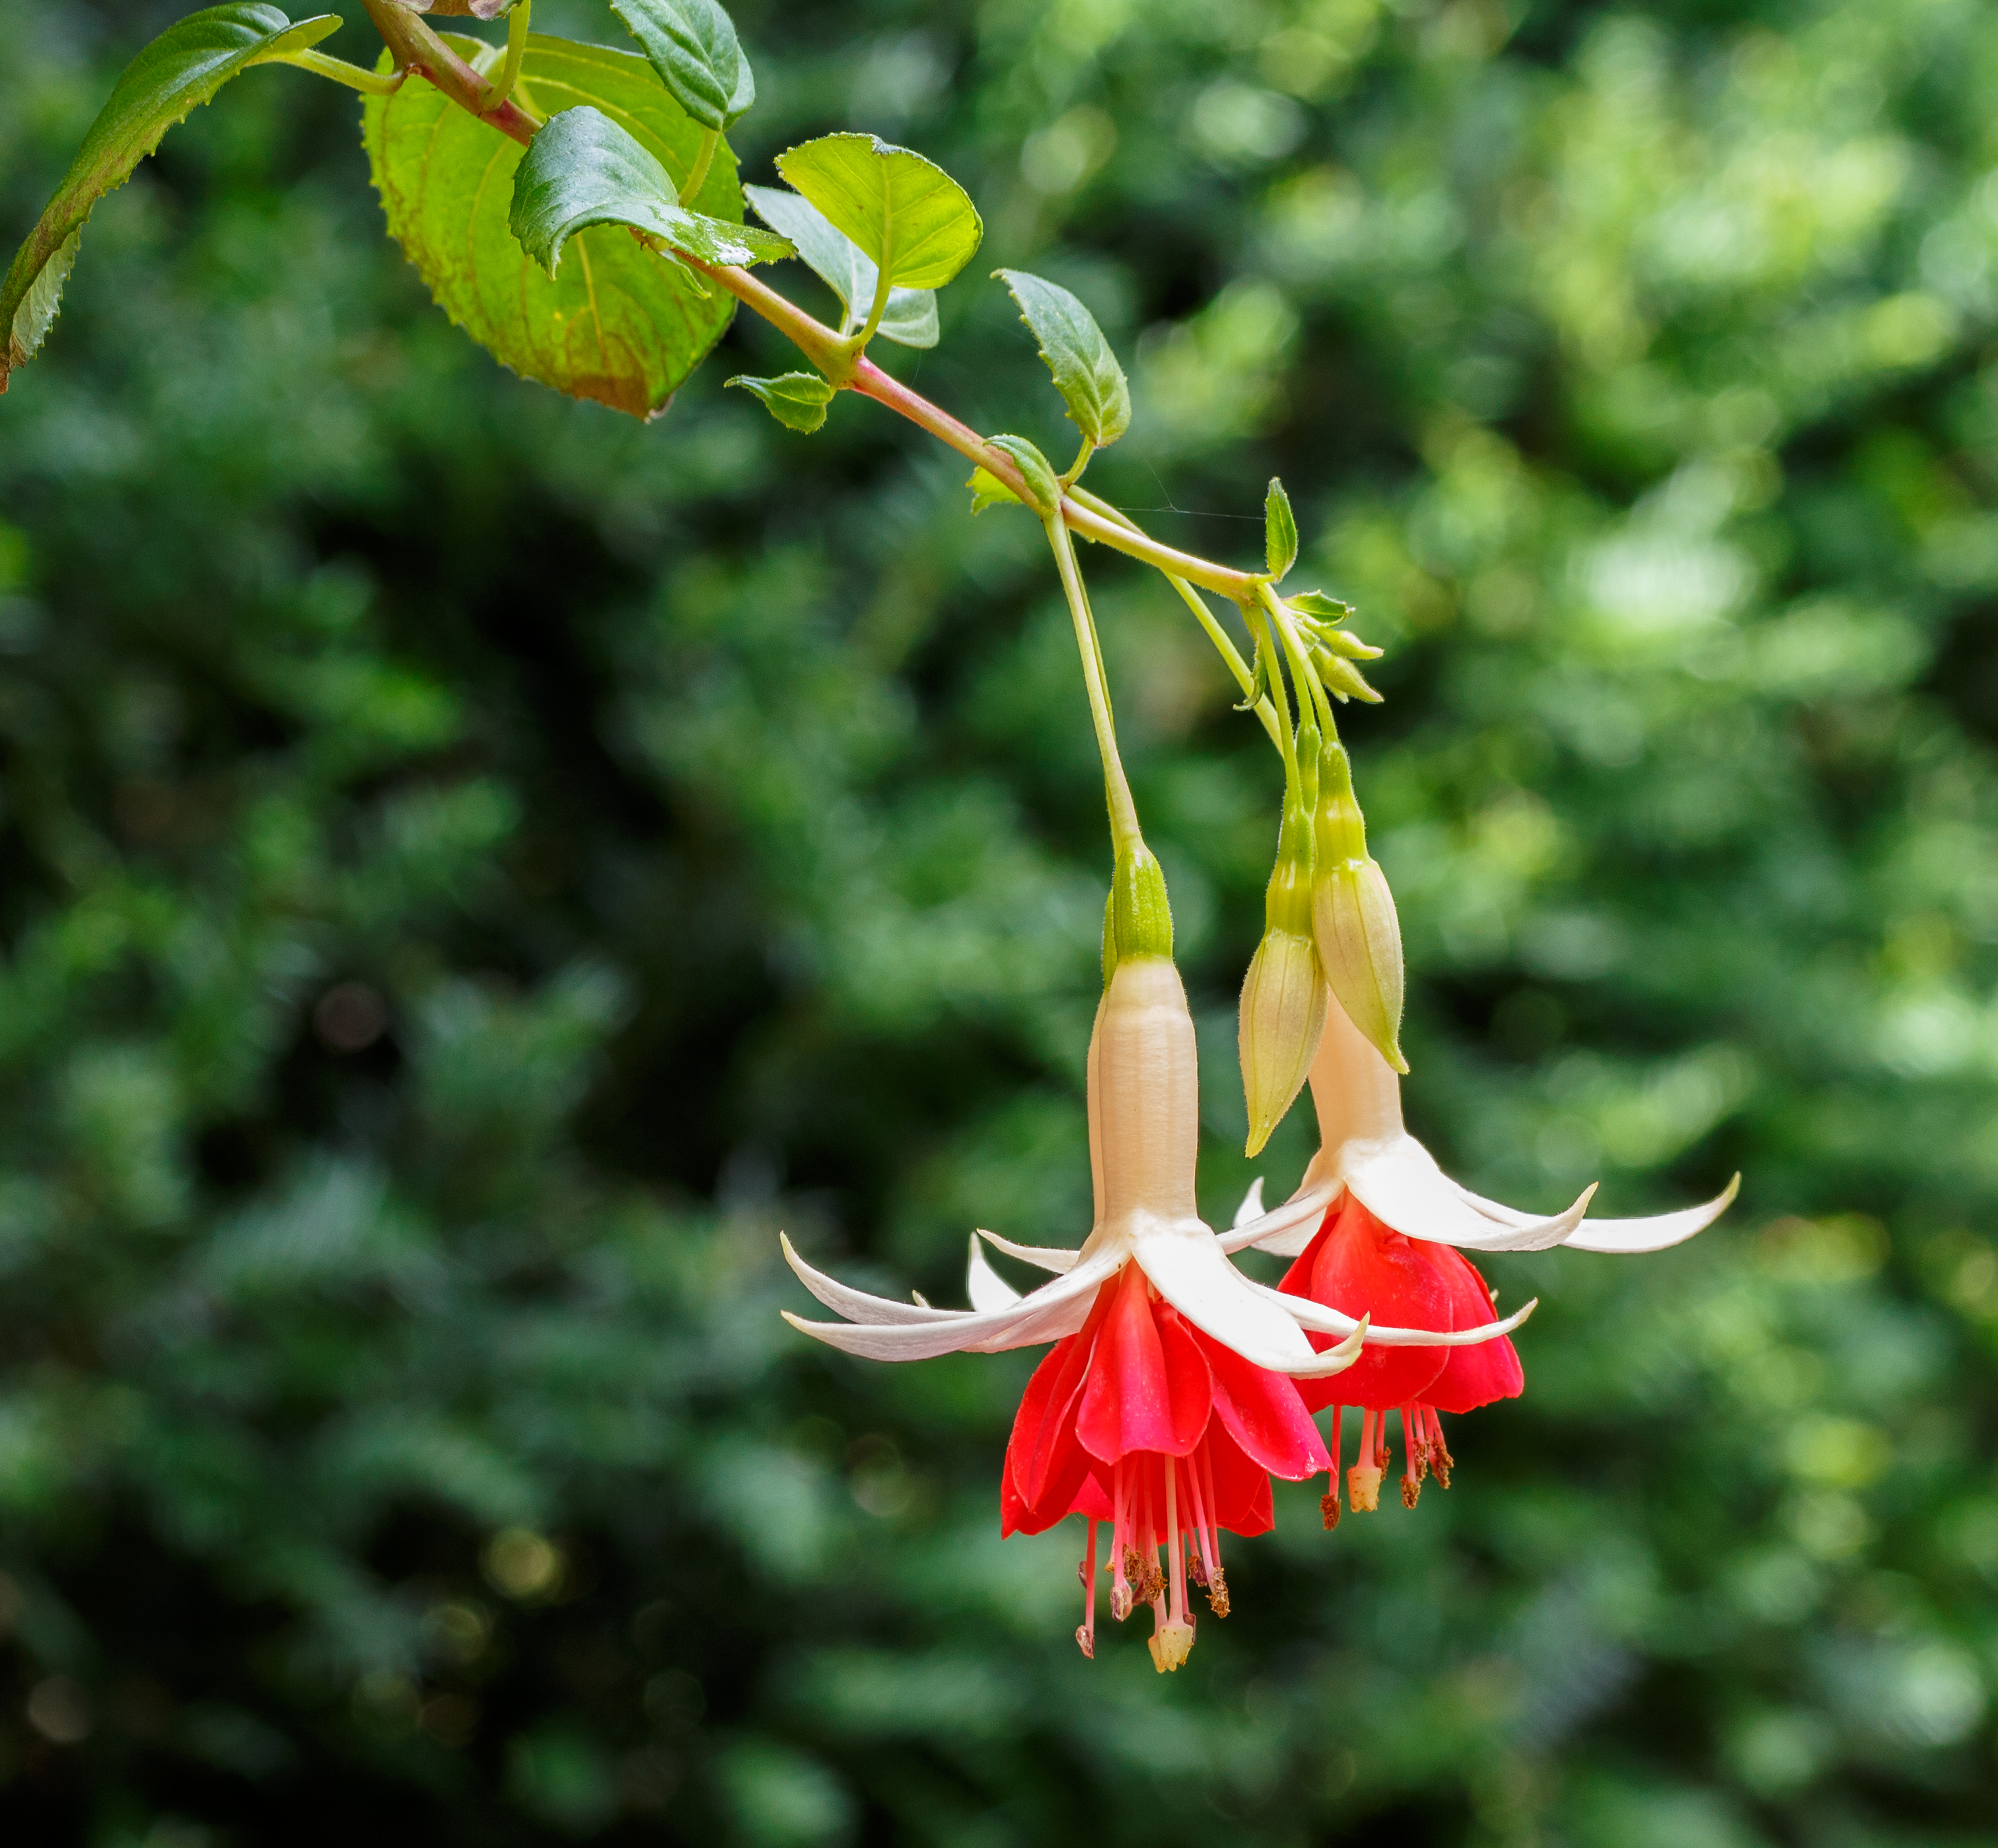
[782, 954, 1528, 1669]
[1221, 996, 1740, 1517]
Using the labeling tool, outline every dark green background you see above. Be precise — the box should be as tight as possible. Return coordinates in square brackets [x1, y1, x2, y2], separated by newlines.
[3, 0, 1996, 1841]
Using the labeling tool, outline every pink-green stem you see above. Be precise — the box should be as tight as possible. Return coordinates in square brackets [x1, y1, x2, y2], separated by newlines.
[359, 14, 1265, 601]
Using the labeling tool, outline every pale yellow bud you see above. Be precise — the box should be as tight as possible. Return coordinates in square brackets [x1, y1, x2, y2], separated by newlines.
[1312, 856, 1408, 1077]
[1238, 925, 1329, 1158]
[1312, 744, 1408, 1075]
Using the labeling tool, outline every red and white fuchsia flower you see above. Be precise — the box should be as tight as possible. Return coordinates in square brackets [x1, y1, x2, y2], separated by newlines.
[783, 955, 1527, 1669]
[1224, 997, 1738, 1516]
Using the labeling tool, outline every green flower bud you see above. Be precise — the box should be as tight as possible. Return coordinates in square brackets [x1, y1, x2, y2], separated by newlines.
[1312, 743, 1408, 1075]
[1102, 841, 1173, 985]
[1238, 799, 1328, 1157]
[1316, 653, 1383, 704]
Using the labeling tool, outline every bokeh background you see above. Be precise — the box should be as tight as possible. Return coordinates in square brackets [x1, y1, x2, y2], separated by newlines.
[4, 0, 1998, 1840]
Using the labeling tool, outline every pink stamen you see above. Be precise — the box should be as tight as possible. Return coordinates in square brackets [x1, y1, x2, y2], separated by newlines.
[1110, 1459, 1132, 1621]
[1184, 1441, 1219, 1586]
[1197, 1440, 1224, 1577]
[1076, 1516, 1098, 1658]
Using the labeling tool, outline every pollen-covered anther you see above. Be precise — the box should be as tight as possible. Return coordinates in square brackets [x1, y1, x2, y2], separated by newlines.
[1205, 1567, 1230, 1618]
[1400, 1472, 1420, 1510]
[1186, 1547, 1209, 1590]
[1320, 1488, 1341, 1530]
[1148, 1620, 1196, 1674]
[1110, 1581, 1133, 1623]
[1125, 1548, 1165, 1606]
[1075, 1625, 1095, 1659]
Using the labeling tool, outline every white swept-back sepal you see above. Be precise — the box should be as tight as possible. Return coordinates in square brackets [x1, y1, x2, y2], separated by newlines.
[1132, 1220, 1365, 1378]
[1246, 1278, 1538, 1346]
[782, 1232, 978, 1327]
[975, 1227, 1079, 1274]
[966, 1233, 1022, 1313]
[1561, 1174, 1738, 1252]
[781, 1312, 1003, 1363]
[1232, 1178, 1266, 1228]
[781, 1248, 1122, 1363]
[1217, 1175, 1340, 1256]
[962, 1289, 1097, 1351]
[1449, 1172, 1738, 1254]
[1344, 1135, 1595, 1251]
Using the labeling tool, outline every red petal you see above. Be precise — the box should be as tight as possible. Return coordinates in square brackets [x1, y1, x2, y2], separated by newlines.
[1001, 1281, 1116, 1536]
[1070, 1472, 1114, 1520]
[1192, 1321, 1330, 1480]
[1424, 1248, 1524, 1413]
[1076, 1263, 1212, 1464]
[1201, 1421, 1276, 1537]
[1279, 1193, 1452, 1412]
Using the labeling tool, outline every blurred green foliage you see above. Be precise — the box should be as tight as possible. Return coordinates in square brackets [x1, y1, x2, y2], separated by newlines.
[2, 0, 1997, 1841]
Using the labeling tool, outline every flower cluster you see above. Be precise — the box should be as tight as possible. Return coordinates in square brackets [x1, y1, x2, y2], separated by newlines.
[785, 954, 1734, 1670]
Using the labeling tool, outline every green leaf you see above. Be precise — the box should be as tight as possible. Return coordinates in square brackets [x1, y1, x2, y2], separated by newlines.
[985, 435, 1062, 516]
[992, 269, 1130, 450]
[773, 134, 981, 293]
[966, 466, 1022, 515]
[365, 33, 752, 419]
[511, 107, 790, 277]
[727, 371, 834, 433]
[1287, 590, 1353, 620]
[742, 185, 937, 349]
[606, 0, 753, 130]
[0, 3, 339, 391]
[1265, 478, 1298, 580]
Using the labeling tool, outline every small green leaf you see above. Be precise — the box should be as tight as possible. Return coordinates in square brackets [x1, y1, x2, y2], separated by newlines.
[1234, 636, 1272, 713]
[365, 33, 754, 419]
[743, 185, 937, 349]
[1265, 478, 1298, 581]
[607, 0, 753, 130]
[727, 371, 834, 433]
[1287, 589, 1353, 620]
[985, 435, 1062, 516]
[966, 467, 1022, 515]
[773, 133, 981, 293]
[511, 106, 790, 277]
[993, 269, 1130, 450]
[0, 3, 340, 391]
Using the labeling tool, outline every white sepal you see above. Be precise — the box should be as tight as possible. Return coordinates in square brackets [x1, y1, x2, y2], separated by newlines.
[1215, 1174, 1339, 1256]
[1454, 1172, 1741, 1254]
[1342, 1135, 1596, 1252]
[1131, 1219, 1365, 1378]
[966, 1232, 1022, 1313]
[1242, 1277, 1537, 1345]
[975, 1227, 1079, 1274]
[781, 1250, 1120, 1363]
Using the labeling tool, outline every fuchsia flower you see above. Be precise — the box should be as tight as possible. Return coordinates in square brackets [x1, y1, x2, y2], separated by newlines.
[1001, 1254, 1332, 1667]
[782, 956, 1526, 1668]
[1227, 997, 1738, 1515]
